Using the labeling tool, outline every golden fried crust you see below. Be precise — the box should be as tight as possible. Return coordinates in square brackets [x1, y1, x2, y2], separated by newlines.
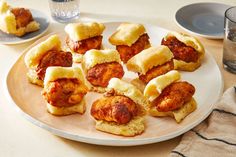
[152, 81, 195, 112]
[116, 33, 150, 63]
[161, 36, 198, 63]
[91, 95, 138, 124]
[139, 60, 174, 84]
[66, 35, 102, 54]
[149, 98, 197, 123]
[86, 62, 124, 87]
[42, 78, 88, 107]
[11, 8, 33, 28]
[36, 50, 72, 80]
[161, 32, 205, 71]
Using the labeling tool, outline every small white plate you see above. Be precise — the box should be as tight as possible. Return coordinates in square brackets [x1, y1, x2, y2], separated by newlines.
[0, 9, 50, 45]
[175, 3, 230, 39]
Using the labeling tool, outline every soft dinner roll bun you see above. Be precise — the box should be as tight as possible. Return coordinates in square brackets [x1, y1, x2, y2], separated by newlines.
[109, 23, 146, 46]
[24, 35, 61, 86]
[126, 45, 174, 75]
[144, 70, 197, 123]
[0, 1, 40, 36]
[93, 78, 148, 136]
[44, 66, 85, 86]
[44, 66, 87, 116]
[95, 116, 145, 137]
[65, 22, 105, 41]
[144, 70, 181, 102]
[81, 49, 122, 93]
[47, 99, 86, 116]
[164, 31, 205, 71]
[82, 49, 121, 73]
[149, 98, 197, 123]
[25, 34, 61, 69]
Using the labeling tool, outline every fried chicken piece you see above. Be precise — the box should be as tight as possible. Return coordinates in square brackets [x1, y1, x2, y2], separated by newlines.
[66, 35, 102, 54]
[42, 78, 88, 107]
[139, 60, 174, 84]
[91, 95, 138, 124]
[11, 8, 33, 28]
[116, 33, 150, 63]
[86, 62, 124, 87]
[161, 36, 198, 63]
[36, 50, 72, 80]
[152, 81, 195, 112]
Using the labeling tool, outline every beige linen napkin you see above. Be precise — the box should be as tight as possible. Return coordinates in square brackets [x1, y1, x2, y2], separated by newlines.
[170, 87, 236, 157]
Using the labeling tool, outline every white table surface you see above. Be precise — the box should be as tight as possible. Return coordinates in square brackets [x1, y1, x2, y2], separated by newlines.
[1, 0, 236, 156]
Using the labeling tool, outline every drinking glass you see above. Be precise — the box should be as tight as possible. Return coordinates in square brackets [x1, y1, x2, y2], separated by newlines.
[48, 0, 80, 23]
[223, 6, 236, 73]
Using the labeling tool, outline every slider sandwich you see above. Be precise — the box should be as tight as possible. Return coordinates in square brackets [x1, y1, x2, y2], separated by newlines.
[126, 45, 174, 84]
[65, 22, 105, 63]
[90, 78, 148, 136]
[109, 23, 151, 63]
[24, 35, 72, 86]
[42, 67, 88, 116]
[161, 31, 205, 71]
[144, 70, 197, 123]
[82, 49, 124, 93]
[0, 0, 40, 36]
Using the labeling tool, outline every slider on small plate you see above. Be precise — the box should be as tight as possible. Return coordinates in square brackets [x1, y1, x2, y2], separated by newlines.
[0, 1, 40, 36]
[109, 23, 151, 63]
[126, 46, 174, 90]
[65, 22, 105, 63]
[161, 31, 205, 71]
[144, 70, 197, 123]
[81, 49, 124, 93]
[91, 78, 148, 136]
[42, 67, 88, 116]
[24, 35, 72, 86]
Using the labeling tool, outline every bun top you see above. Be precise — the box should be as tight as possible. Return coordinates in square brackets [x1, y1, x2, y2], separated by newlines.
[44, 66, 86, 86]
[82, 49, 121, 72]
[164, 31, 205, 55]
[144, 70, 180, 102]
[107, 78, 148, 109]
[109, 23, 146, 46]
[65, 22, 105, 41]
[24, 35, 61, 69]
[0, 1, 40, 36]
[126, 46, 174, 75]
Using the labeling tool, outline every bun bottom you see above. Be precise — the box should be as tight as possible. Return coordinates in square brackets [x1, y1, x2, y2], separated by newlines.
[149, 98, 197, 123]
[174, 54, 203, 72]
[27, 69, 43, 87]
[47, 99, 86, 116]
[95, 116, 145, 137]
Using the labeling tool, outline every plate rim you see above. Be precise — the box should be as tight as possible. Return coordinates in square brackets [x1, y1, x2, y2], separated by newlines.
[175, 2, 231, 39]
[4, 22, 224, 146]
[0, 8, 50, 45]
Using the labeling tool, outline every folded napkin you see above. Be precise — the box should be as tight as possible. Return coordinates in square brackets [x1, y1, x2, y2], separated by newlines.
[170, 87, 236, 157]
